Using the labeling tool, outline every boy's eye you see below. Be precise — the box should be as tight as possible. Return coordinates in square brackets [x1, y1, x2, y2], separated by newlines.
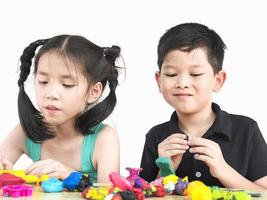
[164, 73, 177, 77]
[190, 73, 203, 77]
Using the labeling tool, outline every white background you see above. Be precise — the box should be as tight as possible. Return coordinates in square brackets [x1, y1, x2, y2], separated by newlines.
[0, 0, 266, 176]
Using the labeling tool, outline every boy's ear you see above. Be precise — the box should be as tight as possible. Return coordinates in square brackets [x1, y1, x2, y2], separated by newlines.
[87, 82, 103, 104]
[213, 70, 226, 92]
[155, 71, 162, 92]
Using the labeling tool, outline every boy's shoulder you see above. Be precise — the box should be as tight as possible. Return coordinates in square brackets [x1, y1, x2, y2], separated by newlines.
[145, 118, 174, 142]
[147, 121, 170, 134]
[219, 107, 261, 139]
[229, 112, 255, 120]
[214, 103, 258, 129]
[226, 111, 258, 127]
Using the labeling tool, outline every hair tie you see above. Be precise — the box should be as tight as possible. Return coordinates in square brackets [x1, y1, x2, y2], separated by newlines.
[103, 47, 109, 57]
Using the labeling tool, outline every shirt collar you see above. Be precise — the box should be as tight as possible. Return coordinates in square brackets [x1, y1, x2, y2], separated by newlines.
[168, 103, 232, 141]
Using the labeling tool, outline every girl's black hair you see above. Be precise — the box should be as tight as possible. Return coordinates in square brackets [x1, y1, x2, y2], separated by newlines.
[18, 35, 121, 142]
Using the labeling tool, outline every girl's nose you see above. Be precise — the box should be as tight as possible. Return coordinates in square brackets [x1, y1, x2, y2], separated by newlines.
[46, 84, 59, 100]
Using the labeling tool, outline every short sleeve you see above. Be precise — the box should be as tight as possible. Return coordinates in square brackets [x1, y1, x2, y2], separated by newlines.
[247, 121, 267, 181]
[139, 133, 159, 182]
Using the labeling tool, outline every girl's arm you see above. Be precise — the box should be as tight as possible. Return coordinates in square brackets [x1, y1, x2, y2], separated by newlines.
[0, 124, 26, 168]
[93, 125, 120, 183]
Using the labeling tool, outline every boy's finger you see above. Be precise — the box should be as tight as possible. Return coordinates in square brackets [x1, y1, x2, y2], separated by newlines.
[169, 133, 187, 139]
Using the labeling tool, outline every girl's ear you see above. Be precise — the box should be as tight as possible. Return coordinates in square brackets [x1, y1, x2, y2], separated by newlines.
[155, 71, 162, 93]
[87, 82, 103, 104]
[213, 70, 227, 92]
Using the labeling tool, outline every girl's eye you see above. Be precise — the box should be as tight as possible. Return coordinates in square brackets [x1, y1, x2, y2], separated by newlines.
[63, 84, 75, 88]
[38, 81, 48, 85]
[191, 73, 203, 77]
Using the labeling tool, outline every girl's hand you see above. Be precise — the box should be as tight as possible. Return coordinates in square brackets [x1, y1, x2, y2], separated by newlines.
[158, 133, 189, 171]
[25, 159, 75, 180]
[0, 154, 13, 170]
[188, 137, 229, 178]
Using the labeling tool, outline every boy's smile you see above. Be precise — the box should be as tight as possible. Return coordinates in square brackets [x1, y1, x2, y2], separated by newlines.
[156, 48, 224, 115]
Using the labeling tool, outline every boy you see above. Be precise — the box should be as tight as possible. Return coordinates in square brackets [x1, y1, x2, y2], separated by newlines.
[140, 23, 267, 189]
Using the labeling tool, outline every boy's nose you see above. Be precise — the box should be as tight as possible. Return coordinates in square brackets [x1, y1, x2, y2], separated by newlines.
[175, 75, 190, 88]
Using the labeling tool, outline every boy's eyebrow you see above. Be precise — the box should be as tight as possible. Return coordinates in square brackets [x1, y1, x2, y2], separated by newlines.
[161, 64, 175, 69]
[162, 64, 204, 69]
[37, 71, 76, 80]
[190, 64, 204, 68]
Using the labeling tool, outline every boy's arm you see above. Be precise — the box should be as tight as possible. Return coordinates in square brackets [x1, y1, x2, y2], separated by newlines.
[189, 135, 267, 190]
[245, 122, 267, 189]
[216, 164, 266, 190]
[139, 135, 159, 182]
[0, 124, 25, 168]
[254, 176, 267, 190]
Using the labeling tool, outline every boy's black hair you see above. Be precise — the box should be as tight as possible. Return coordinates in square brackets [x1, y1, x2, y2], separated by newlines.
[157, 23, 226, 73]
[18, 35, 121, 142]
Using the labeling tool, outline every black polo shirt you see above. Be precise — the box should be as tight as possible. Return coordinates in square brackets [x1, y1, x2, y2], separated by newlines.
[140, 103, 267, 186]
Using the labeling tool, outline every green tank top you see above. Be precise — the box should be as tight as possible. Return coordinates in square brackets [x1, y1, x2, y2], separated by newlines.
[25, 123, 104, 183]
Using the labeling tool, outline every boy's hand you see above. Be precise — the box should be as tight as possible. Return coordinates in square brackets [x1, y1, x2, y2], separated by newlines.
[0, 155, 13, 170]
[158, 133, 189, 171]
[25, 159, 75, 180]
[188, 137, 228, 178]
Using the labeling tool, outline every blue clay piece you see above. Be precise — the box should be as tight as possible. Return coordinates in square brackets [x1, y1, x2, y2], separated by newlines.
[63, 172, 82, 191]
[41, 177, 64, 192]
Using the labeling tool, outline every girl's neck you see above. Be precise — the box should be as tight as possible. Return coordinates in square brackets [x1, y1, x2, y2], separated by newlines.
[177, 104, 216, 137]
[51, 121, 80, 140]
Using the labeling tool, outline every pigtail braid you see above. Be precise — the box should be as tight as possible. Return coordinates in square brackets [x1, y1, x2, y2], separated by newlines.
[18, 39, 54, 142]
[76, 46, 120, 135]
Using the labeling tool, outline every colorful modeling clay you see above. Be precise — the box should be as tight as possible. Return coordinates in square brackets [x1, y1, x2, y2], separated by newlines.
[109, 172, 133, 191]
[187, 180, 212, 200]
[2, 184, 33, 198]
[0, 170, 48, 184]
[63, 172, 83, 191]
[126, 167, 143, 185]
[174, 176, 188, 195]
[84, 186, 109, 199]
[0, 173, 25, 187]
[155, 157, 175, 177]
[41, 177, 64, 192]
[210, 187, 252, 200]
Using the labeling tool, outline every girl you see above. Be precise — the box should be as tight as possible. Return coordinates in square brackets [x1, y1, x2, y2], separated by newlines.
[0, 35, 120, 183]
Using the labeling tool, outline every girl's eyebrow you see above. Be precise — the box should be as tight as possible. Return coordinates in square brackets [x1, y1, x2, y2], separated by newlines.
[37, 71, 76, 80]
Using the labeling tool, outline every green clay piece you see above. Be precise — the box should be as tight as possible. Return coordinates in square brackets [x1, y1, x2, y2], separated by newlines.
[210, 187, 252, 200]
[155, 157, 175, 177]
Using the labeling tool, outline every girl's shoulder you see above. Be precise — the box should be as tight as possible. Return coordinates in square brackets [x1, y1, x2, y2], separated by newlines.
[1, 123, 27, 154]
[95, 124, 118, 142]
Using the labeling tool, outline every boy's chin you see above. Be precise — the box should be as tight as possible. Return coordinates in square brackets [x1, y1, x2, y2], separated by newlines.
[175, 108, 197, 115]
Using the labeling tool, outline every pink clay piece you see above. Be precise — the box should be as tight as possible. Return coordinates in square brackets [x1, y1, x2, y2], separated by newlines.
[2, 184, 33, 198]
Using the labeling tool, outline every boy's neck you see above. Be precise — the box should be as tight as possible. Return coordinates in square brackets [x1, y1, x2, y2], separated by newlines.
[177, 105, 216, 138]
